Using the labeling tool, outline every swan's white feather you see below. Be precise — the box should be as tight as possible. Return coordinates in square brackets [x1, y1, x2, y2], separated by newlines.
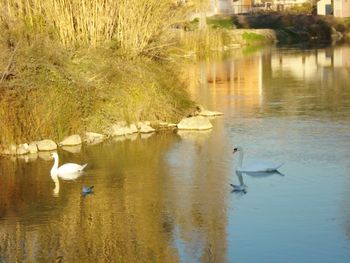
[56, 163, 87, 179]
[57, 163, 83, 173]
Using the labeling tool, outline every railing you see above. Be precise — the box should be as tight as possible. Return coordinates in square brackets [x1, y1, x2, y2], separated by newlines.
[221, 3, 308, 15]
[230, 5, 266, 14]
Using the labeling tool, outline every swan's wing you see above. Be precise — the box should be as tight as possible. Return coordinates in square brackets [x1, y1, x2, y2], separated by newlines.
[239, 162, 283, 173]
[59, 172, 82, 180]
[57, 163, 86, 179]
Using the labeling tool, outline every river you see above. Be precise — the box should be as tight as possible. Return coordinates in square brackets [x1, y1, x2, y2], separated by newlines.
[1, 45, 350, 262]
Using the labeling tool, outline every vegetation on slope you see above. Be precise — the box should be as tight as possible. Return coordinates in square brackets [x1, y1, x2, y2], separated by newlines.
[0, 0, 195, 144]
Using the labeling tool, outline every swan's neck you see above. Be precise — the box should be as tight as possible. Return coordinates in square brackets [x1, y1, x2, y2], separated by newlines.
[237, 150, 244, 168]
[51, 155, 59, 175]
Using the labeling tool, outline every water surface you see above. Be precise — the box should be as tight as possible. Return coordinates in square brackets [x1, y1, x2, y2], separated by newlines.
[1, 46, 350, 262]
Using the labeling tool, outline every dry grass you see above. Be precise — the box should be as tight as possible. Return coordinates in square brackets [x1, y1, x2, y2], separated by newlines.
[178, 29, 229, 56]
[0, 44, 194, 145]
[0, 0, 185, 57]
[115, 0, 184, 57]
[0, 1, 196, 145]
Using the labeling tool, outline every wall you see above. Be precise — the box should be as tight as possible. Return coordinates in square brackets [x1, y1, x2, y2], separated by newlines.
[334, 0, 350, 17]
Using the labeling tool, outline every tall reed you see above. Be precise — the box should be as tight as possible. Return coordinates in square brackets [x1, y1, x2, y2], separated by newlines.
[115, 0, 183, 57]
[179, 29, 229, 56]
[0, 0, 185, 57]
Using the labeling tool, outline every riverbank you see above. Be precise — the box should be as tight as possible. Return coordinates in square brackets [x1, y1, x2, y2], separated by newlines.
[179, 13, 350, 50]
[0, 109, 223, 157]
[0, 1, 202, 150]
[234, 13, 350, 44]
[177, 28, 276, 56]
[1, 2, 347, 150]
[0, 44, 197, 145]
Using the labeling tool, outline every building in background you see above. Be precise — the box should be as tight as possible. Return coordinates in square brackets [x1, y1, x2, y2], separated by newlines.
[231, 0, 254, 14]
[317, 0, 332, 15]
[214, 0, 235, 13]
[191, 0, 350, 17]
[230, 0, 312, 14]
[333, 0, 350, 17]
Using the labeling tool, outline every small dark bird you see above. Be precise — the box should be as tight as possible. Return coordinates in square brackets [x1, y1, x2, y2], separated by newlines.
[82, 186, 94, 196]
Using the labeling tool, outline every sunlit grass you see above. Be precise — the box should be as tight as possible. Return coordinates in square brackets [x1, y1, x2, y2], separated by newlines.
[178, 29, 230, 56]
[0, 0, 185, 58]
[0, 1, 195, 145]
[207, 15, 235, 29]
[0, 43, 194, 145]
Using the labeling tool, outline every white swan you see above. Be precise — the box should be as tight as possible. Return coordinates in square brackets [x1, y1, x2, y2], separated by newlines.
[233, 146, 283, 173]
[50, 152, 87, 179]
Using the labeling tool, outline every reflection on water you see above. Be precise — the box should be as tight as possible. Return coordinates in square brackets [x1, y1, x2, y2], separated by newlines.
[230, 171, 248, 194]
[1, 46, 350, 262]
[186, 46, 350, 121]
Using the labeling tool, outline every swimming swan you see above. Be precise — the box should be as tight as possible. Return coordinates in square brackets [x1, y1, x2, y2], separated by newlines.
[50, 152, 87, 179]
[233, 146, 283, 173]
